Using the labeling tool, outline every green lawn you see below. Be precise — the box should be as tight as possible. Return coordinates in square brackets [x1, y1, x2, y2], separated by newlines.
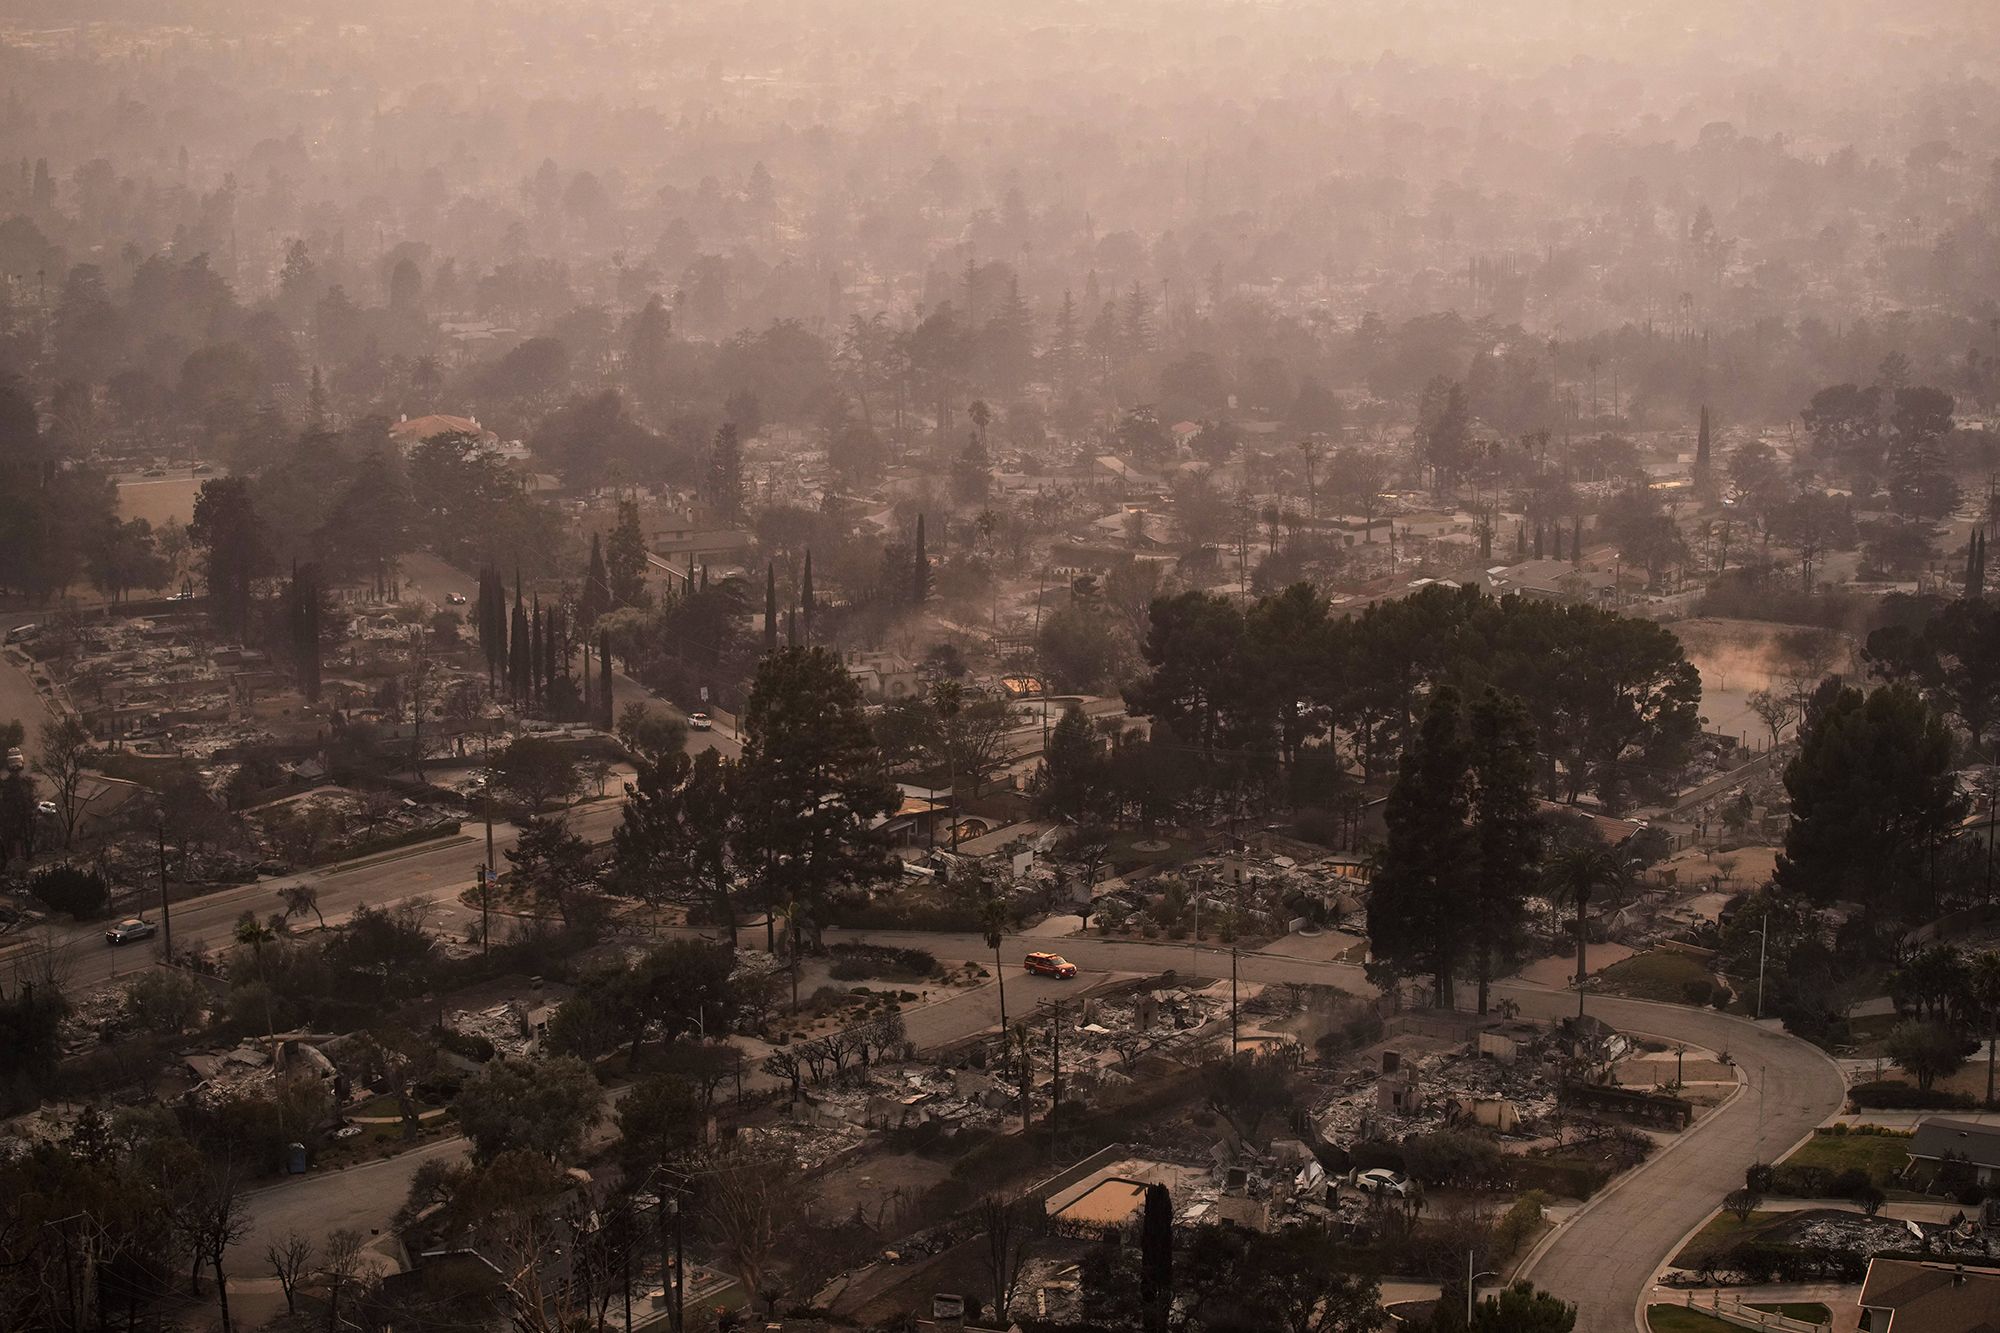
[1752, 1303, 1831, 1323]
[1671, 1210, 1784, 1268]
[1779, 1128, 1913, 1188]
[1599, 950, 1718, 1003]
[1650, 1303, 1831, 1332]
[1649, 1306, 1737, 1333]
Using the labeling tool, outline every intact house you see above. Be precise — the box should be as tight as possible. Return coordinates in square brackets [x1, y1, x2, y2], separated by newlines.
[1857, 1257, 2000, 1333]
[1906, 1117, 2000, 1189]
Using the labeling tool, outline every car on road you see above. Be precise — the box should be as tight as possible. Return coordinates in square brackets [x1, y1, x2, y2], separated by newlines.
[1024, 951, 1077, 978]
[1353, 1168, 1414, 1198]
[445, 592, 468, 605]
[105, 917, 158, 946]
[192, 463, 212, 473]
[688, 711, 712, 730]
[142, 467, 166, 477]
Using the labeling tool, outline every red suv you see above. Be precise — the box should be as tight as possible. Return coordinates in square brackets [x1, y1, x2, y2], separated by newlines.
[1024, 952, 1077, 978]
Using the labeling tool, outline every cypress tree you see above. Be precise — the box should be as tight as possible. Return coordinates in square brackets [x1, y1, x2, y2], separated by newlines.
[1367, 686, 1475, 1006]
[801, 549, 815, 643]
[530, 597, 544, 707]
[510, 583, 529, 703]
[1140, 1182, 1173, 1333]
[1695, 404, 1713, 493]
[912, 514, 929, 605]
[764, 563, 778, 653]
[581, 534, 610, 628]
[1467, 688, 1540, 1015]
[599, 631, 614, 730]
[581, 635, 593, 711]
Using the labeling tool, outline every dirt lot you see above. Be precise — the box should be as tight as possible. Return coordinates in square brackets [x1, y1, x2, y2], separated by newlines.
[117, 475, 201, 528]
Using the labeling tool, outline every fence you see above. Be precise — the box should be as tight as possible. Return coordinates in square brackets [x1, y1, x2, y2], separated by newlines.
[1669, 1291, 1830, 1332]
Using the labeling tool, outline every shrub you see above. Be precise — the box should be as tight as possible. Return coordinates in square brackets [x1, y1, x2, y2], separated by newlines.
[31, 865, 109, 919]
[1848, 1080, 1975, 1111]
[827, 943, 938, 981]
[1745, 1162, 1775, 1193]
[437, 1027, 496, 1064]
[1682, 979, 1714, 1006]
[1493, 1192, 1546, 1259]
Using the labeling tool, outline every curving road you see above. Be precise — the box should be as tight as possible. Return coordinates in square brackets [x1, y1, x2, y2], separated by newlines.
[25, 870, 1846, 1322]
[835, 932, 1849, 1333]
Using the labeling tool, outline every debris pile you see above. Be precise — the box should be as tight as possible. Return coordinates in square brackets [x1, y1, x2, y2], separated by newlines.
[1314, 1021, 1564, 1146]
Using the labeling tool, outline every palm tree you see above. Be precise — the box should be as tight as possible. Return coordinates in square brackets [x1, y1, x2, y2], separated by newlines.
[1542, 842, 1629, 1019]
[981, 894, 1010, 1037]
[235, 910, 278, 1040]
[1972, 950, 2000, 1108]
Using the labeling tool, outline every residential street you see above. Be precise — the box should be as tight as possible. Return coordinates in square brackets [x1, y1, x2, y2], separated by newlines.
[212, 921, 1846, 1329]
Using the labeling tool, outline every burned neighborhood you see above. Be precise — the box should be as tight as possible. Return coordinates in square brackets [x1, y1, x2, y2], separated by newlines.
[5, 3, 2000, 1332]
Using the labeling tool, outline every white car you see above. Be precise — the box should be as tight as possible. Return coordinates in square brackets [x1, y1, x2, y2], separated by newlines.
[1353, 1168, 1414, 1198]
[105, 918, 158, 946]
[688, 712, 712, 731]
[36, 800, 57, 817]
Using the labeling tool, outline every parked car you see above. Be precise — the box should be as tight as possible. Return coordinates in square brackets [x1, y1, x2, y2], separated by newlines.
[1024, 951, 1077, 978]
[105, 918, 158, 946]
[35, 799, 57, 817]
[445, 592, 468, 605]
[688, 711, 712, 731]
[1353, 1168, 1414, 1198]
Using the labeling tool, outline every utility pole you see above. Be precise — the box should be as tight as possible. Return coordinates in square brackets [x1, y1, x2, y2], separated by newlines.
[672, 1188, 685, 1333]
[1755, 912, 1769, 1020]
[1048, 1001, 1062, 1160]
[155, 819, 172, 961]
[481, 786, 495, 955]
[1231, 945, 1239, 1054]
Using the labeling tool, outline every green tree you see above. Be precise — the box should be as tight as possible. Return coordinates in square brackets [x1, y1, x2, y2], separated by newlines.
[605, 497, 651, 611]
[616, 1073, 704, 1175]
[1140, 1182, 1173, 1333]
[1466, 690, 1540, 1015]
[1241, 1224, 1385, 1333]
[1541, 839, 1628, 1019]
[1432, 1280, 1575, 1333]
[1037, 703, 1108, 819]
[188, 476, 266, 637]
[1775, 683, 1964, 918]
[503, 815, 597, 925]
[451, 1055, 603, 1163]
[613, 749, 738, 941]
[1038, 601, 1132, 692]
[1367, 688, 1473, 1004]
[86, 516, 167, 601]
[1969, 951, 2000, 1107]
[1887, 1019, 1967, 1092]
[488, 736, 580, 812]
[733, 647, 898, 953]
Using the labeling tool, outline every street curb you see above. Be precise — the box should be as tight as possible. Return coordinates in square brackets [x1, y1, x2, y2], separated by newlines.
[1514, 1034, 1748, 1288]
[321, 834, 478, 876]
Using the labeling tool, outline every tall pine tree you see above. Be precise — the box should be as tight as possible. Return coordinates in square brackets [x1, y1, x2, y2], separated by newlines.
[1467, 689, 1540, 1014]
[764, 563, 778, 653]
[1366, 687, 1474, 1006]
[801, 549, 815, 643]
[912, 514, 930, 605]
[581, 534, 611, 628]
